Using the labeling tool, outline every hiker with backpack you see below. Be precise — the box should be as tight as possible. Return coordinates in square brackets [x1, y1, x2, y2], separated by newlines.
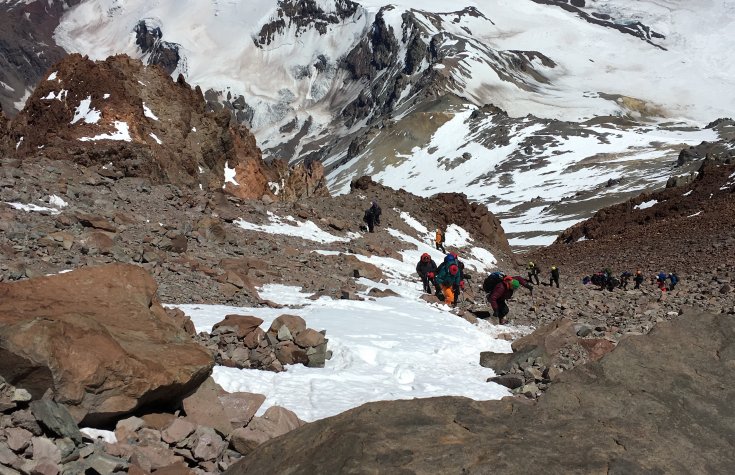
[619, 271, 632, 290]
[435, 227, 446, 253]
[434, 259, 462, 306]
[363, 201, 382, 233]
[483, 271, 533, 294]
[416, 253, 438, 294]
[667, 272, 679, 291]
[488, 276, 520, 325]
[656, 272, 667, 291]
[527, 261, 541, 285]
[549, 266, 560, 288]
[633, 270, 644, 289]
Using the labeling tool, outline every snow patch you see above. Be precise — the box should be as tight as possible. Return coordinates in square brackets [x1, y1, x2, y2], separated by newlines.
[143, 102, 159, 120]
[149, 133, 162, 144]
[634, 199, 658, 210]
[79, 428, 116, 444]
[5, 202, 60, 215]
[42, 90, 68, 101]
[47, 71, 58, 81]
[223, 161, 238, 187]
[48, 195, 68, 209]
[70, 96, 101, 124]
[79, 121, 131, 142]
[235, 213, 350, 244]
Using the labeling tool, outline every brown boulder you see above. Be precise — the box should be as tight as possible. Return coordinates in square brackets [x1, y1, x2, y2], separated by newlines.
[219, 392, 266, 429]
[293, 329, 326, 348]
[181, 377, 233, 437]
[511, 317, 578, 363]
[229, 406, 303, 456]
[212, 315, 264, 338]
[580, 338, 617, 361]
[274, 341, 308, 366]
[0, 264, 213, 426]
[268, 315, 306, 337]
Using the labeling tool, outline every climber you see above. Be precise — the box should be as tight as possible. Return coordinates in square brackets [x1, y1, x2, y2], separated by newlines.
[667, 272, 679, 291]
[549, 265, 560, 288]
[619, 271, 632, 290]
[435, 259, 462, 306]
[416, 253, 438, 294]
[435, 227, 446, 253]
[527, 261, 541, 285]
[363, 201, 382, 233]
[633, 270, 644, 289]
[488, 276, 520, 325]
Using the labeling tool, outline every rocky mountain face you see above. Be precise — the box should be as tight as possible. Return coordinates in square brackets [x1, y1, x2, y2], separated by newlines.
[6, 53, 329, 202]
[0, 4, 733, 474]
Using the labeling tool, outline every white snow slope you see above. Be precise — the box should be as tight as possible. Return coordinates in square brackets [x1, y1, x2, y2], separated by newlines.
[54, 0, 735, 125]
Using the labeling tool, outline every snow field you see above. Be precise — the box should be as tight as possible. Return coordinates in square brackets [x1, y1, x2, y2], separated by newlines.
[176, 212, 513, 422]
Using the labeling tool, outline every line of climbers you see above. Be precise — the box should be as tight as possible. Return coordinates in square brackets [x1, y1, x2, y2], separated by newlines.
[583, 269, 679, 292]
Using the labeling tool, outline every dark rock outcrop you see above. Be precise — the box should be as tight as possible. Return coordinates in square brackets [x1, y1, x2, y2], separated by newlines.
[225, 311, 735, 474]
[0, 264, 213, 426]
[133, 20, 181, 75]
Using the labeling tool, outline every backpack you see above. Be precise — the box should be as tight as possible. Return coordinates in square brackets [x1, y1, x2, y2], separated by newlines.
[482, 271, 505, 293]
[669, 273, 679, 285]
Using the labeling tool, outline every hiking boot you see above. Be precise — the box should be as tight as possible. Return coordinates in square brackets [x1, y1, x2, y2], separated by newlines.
[498, 317, 506, 325]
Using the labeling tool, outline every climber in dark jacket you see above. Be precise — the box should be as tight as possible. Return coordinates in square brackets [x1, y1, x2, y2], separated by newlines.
[633, 270, 644, 289]
[489, 278, 520, 325]
[549, 266, 560, 288]
[527, 261, 541, 285]
[363, 201, 382, 233]
[416, 253, 438, 294]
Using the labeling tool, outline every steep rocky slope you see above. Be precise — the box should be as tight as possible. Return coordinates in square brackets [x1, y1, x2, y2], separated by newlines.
[529, 155, 735, 277]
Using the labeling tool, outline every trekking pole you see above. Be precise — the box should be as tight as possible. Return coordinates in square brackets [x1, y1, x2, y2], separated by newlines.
[530, 291, 537, 312]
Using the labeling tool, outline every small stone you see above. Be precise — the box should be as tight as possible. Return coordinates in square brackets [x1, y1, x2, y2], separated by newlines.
[5, 427, 33, 452]
[276, 325, 293, 342]
[520, 383, 539, 398]
[87, 452, 129, 474]
[115, 416, 145, 443]
[11, 389, 32, 403]
[161, 419, 197, 445]
[29, 401, 82, 445]
[32, 437, 62, 464]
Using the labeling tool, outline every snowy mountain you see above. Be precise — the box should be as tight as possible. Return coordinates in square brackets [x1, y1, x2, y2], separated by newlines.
[2, 0, 734, 245]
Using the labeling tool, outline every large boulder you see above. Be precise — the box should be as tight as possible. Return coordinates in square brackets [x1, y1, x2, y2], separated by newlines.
[0, 264, 213, 426]
[225, 312, 735, 474]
